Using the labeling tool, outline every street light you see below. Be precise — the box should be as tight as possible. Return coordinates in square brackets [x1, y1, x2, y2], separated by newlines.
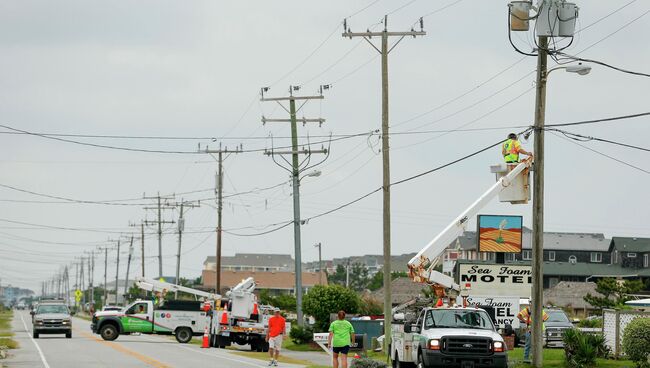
[548, 63, 592, 76]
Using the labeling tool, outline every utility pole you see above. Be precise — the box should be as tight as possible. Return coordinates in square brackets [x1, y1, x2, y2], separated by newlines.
[173, 200, 199, 297]
[74, 261, 79, 309]
[314, 242, 323, 285]
[80, 256, 85, 309]
[103, 247, 108, 306]
[124, 236, 134, 298]
[141, 223, 145, 277]
[342, 15, 426, 352]
[114, 240, 121, 305]
[144, 194, 176, 279]
[89, 251, 94, 310]
[260, 86, 328, 326]
[200, 146, 241, 295]
[531, 35, 548, 368]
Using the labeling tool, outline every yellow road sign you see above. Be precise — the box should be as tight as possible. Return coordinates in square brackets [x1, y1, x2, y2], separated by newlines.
[75, 289, 82, 298]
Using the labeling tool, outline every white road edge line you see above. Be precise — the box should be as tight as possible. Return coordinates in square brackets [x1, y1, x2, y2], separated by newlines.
[18, 311, 51, 368]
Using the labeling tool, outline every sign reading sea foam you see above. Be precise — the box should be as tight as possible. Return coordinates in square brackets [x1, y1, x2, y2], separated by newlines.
[458, 264, 532, 297]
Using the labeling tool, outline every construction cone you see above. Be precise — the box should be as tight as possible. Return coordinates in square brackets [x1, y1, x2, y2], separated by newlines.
[220, 311, 228, 324]
[252, 303, 258, 315]
[201, 325, 209, 348]
[435, 298, 443, 307]
[353, 353, 361, 359]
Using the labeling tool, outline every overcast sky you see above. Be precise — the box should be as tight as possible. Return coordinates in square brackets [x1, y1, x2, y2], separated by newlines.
[1, 1, 648, 293]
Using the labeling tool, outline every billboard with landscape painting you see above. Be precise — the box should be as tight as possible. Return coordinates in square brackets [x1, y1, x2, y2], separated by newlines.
[477, 215, 523, 253]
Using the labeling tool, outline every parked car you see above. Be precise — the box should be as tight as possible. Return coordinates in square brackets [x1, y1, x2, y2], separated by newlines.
[31, 303, 72, 339]
[544, 309, 574, 347]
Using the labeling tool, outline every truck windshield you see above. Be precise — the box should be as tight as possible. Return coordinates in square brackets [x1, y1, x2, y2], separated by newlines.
[424, 309, 494, 330]
[37, 305, 69, 314]
[546, 311, 570, 323]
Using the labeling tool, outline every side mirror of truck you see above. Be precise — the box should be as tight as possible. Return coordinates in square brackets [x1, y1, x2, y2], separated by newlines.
[404, 323, 412, 333]
[504, 324, 514, 336]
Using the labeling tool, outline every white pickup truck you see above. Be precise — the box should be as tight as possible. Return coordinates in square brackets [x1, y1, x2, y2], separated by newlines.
[391, 306, 508, 368]
[91, 299, 210, 343]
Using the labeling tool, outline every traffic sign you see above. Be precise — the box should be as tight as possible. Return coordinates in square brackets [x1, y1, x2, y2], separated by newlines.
[75, 289, 82, 302]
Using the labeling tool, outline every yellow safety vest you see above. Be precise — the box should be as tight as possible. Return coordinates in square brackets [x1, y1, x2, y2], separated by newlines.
[503, 139, 520, 163]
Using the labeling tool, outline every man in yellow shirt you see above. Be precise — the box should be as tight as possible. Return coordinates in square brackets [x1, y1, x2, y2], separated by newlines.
[502, 133, 533, 163]
[517, 303, 549, 363]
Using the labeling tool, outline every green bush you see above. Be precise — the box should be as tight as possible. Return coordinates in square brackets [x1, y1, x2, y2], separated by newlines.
[350, 357, 387, 368]
[289, 325, 313, 345]
[302, 285, 360, 332]
[623, 317, 650, 368]
[563, 328, 608, 368]
[578, 318, 603, 328]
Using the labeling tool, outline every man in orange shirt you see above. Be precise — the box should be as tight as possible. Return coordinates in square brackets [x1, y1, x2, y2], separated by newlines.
[266, 308, 286, 367]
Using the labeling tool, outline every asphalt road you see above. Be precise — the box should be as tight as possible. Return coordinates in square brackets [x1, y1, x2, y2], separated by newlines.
[7, 310, 307, 368]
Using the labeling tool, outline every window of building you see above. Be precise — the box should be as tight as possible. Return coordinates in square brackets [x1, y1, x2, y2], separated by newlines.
[522, 250, 532, 260]
[548, 251, 555, 262]
[644, 254, 649, 268]
[569, 255, 577, 264]
[591, 252, 602, 263]
[505, 253, 516, 262]
[628, 252, 637, 258]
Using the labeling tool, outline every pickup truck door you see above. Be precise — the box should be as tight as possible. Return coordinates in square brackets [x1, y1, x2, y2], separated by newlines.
[122, 301, 154, 333]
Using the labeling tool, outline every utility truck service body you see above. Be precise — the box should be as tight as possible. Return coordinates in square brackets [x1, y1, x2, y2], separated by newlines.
[92, 277, 220, 343]
[91, 299, 210, 343]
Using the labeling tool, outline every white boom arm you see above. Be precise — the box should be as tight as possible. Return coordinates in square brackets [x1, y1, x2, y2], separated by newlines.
[408, 160, 532, 291]
[229, 277, 256, 295]
[135, 277, 221, 301]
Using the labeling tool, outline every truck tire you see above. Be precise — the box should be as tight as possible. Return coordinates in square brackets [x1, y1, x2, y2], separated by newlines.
[66, 332, 72, 339]
[415, 350, 426, 368]
[33, 331, 39, 339]
[175, 328, 193, 344]
[250, 341, 258, 351]
[100, 324, 119, 341]
[262, 341, 269, 352]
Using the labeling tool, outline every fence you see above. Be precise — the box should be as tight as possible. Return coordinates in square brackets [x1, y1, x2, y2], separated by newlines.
[603, 308, 650, 357]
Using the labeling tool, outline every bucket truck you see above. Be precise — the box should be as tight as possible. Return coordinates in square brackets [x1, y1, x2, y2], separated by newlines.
[91, 277, 220, 343]
[390, 159, 531, 368]
[213, 277, 273, 352]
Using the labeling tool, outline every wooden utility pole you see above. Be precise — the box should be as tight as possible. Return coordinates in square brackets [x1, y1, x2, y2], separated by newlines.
[124, 236, 134, 297]
[342, 15, 425, 352]
[89, 251, 94, 309]
[260, 87, 328, 326]
[143, 194, 175, 279]
[103, 248, 108, 306]
[141, 223, 145, 277]
[531, 35, 548, 368]
[201, 147, 241, 295]
[174, 200, 199, 296]
[314, 242, 323, 285]
[114, 240, 121, 304]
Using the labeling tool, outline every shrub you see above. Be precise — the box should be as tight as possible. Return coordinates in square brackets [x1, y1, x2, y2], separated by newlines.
[578, 318, 603, 328]
[350, 357, 387, 368]
[563, 328, 608, 368]
[289, 325, 314, 345]
[302, 285, 360, 332]
[623, 317, 650, 368]
[359, 295, 383, 316]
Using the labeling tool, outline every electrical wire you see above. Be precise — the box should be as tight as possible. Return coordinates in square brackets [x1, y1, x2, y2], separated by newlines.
[549, 131, 649, 175]
[574, 0, 637, 35]
[556, 53, 650, 78]
[544, 111, 650, 128]
[546, 128, 650, 153]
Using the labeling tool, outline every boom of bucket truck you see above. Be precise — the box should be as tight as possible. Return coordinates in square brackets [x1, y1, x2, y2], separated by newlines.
[135, 277, 221, 302]
[407, 159, 532, 294]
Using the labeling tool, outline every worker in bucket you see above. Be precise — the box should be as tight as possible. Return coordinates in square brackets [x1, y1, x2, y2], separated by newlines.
[328, 310, 355, 368]
[266, 308, 286, 367]
[502, 133, 533, 163]
[517, 301, 549, 363]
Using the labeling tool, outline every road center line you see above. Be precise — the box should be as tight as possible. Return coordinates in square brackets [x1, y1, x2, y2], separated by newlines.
[18, 311, 51, 368]
[77, 329, 171, 368]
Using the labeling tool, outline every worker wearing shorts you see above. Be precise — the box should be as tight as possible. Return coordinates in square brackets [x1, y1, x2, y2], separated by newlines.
[328, 310, 355, 368]
[266, 308, 285, 367]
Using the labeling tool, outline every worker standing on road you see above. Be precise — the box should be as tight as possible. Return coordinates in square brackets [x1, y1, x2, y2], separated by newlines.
[517, 302, 549, 363]
[266, 308, 286, 367]
[328, 310, 355, 368]
[502, 133, 533, 163]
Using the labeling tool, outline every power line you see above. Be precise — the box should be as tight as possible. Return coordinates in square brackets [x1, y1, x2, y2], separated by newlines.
[544, 111, 650, 128]
[549, 131, 649, 175]
[557, 53, 650, 78]
[574, 0, 637, 35]
[546, 128, 650, 153]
